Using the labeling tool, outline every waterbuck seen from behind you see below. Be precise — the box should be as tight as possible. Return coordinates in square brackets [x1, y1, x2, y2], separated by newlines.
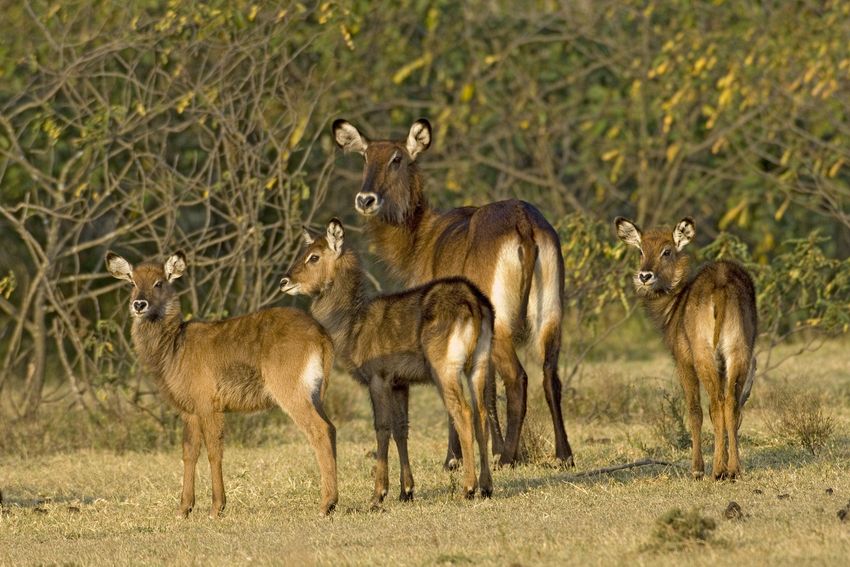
[332, 118, 573, 468]
[106, 251, 338, 516]
[280, 219, 495, 506]
[614, 216, 757, 479]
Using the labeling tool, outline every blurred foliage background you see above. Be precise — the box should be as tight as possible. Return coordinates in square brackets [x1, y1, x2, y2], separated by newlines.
[0, 0, 848, 435]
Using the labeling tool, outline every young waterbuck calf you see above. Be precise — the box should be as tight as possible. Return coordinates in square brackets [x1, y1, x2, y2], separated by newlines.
[332, 118, 573, 468]
[106, 251, 338, 516]
[614, 216, 757, 479]
[280, 219, 495, 506]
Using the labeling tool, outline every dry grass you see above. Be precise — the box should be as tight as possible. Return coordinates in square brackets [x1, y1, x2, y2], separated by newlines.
[2, 340, 850, 565]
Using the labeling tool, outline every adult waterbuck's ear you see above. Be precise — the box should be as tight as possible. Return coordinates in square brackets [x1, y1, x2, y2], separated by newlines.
[164, 252, 187, 282]
[106, 252, 134, 283]
[614, 217, 642, 249]
[326, 218, 345, 256]
[673, 217, 696, 251]
[332, 119, 368, 154]
[405, 119, 431, 160]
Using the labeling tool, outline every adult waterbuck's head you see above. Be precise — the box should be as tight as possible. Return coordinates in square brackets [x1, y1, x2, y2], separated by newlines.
[106, 251, 186, 321]
[332, 118, 431, 224]
[614, 217, 695, 298]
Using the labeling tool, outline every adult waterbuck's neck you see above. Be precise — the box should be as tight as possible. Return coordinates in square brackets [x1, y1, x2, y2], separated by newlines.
[614, 216, 694, 336]
[279, 219, 366, 363]
[332, 118, 439, 285]
[106, 252, 187, 382]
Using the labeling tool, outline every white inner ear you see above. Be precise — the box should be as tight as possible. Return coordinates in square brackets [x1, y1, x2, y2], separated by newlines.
[164, 254, 186, 282]
[326, 224, 344, 256]
[335, 123, 368, 154]
[107, 255, 134, 283]
[302, 229, 314, 245]
[673, 221, 695, 251]
[617, 222, 642, 249]
[406, 122, 431, 160]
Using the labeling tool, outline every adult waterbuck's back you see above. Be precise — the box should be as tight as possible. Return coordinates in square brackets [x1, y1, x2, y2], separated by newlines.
[106, 251, 338, 516]
[332, 118, 573, 467]
[614, 216, 757, 479]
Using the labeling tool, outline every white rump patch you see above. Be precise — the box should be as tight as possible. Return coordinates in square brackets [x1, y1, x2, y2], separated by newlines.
[527, 241, 563, 357]
[301, 350, 325, 396]
[490, 241, 523, 333]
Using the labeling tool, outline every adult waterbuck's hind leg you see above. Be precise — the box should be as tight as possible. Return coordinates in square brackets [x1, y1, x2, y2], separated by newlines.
[540, 323, 573, 465]
[391, 385, 415, 500]
[492, 329, 528, 466]
[200, 412, 226, 518]
[178, 414, 202, 518]
[678, 362, 705, 478]
[722, 346, 751, 479]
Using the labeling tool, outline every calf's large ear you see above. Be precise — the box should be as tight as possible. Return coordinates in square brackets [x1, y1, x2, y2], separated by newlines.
[326, 218, 345, 256]
[164, 252, 187, 282]
[106, 252, 134, 283]
[673, 217, 696, 250]
[614, 217, 642, 249]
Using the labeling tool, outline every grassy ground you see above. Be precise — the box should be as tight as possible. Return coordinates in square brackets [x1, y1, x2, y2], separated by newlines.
[2, 340, 849, 565]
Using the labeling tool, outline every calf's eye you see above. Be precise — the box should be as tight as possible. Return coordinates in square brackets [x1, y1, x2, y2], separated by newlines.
[308, 254, 320, 264]
[662, 249, 671, 257]
[154, 281, 163, 288]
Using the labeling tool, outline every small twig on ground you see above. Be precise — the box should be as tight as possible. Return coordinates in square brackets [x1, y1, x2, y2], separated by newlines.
[571, 458, 686, 478]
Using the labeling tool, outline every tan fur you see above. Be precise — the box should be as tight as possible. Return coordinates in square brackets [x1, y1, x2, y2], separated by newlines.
[614, 217, 758, 480]
[332, 118, 572, 467]
[106, 252, 338, 517]
[281, 220, 495, 505]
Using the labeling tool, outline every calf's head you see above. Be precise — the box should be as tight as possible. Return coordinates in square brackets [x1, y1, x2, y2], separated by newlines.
[332, 118, 431, 224]
[614, 217, 694, 297]
[106, 252, 186, 321]
[280, 219, 346, 297]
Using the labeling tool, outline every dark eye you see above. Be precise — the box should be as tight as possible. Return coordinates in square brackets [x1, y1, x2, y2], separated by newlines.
[662, 249, 672, 257]
[154, 280, 163, 288]
[391, 153, 402, 165]
[308, 254, 320, 264]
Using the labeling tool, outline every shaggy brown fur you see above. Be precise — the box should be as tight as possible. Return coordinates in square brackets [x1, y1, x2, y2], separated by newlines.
[615, 216, 757, 479]
[281, 219, 495, 505]
[332, 118, 572, 467]
[106, 251, 338, 517]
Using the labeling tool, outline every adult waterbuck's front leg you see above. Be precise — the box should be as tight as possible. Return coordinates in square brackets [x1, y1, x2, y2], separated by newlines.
[178, 414, 202, 518]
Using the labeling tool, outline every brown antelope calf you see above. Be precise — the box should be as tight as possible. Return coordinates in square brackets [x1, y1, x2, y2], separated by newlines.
[280, 219, 494, 506]
[614, 216, 757, 479]
[332, 118, 572, 468]
[106, 251, 338, 516]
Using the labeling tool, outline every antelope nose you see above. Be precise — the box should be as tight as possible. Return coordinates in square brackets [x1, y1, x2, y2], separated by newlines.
[639, 271, 654, 283]
[279, 277, 290, 290]
[356, 193, 376, 210]
[133, 300, 148, 312]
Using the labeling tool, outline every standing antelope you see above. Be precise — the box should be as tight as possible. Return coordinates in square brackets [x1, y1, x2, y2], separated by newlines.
[332, 118, 572, 467]
[614, 217, 757, 479]
[106, 251, 338, 516]
[280, 219, 494, 506]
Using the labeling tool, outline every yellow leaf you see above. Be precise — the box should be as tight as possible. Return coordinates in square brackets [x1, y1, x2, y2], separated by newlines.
[774, 197, 790, 221]
[601, 149, 620, 162]
[665, 143, 680, 163]
[460, 83, 475, 103]
[828, 158, 844, 178]
[289, 114, 309, 149]
[719, 198, 748, 230]
[392, 54, 431, 85]
[265, 177, 277, 190]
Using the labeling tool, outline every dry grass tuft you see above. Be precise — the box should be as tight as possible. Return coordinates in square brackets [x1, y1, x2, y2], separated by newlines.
[647, 507, 717, 550]
[765, 386, 836, 456]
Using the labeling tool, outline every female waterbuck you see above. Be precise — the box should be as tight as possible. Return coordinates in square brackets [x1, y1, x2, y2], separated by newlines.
[332, 118, 572, 467]
[614, 216, 757, 479]
[280, 219, 495, 506]
[106, 251, 338, 516]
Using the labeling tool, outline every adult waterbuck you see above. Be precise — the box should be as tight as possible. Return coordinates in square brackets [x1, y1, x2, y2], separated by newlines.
[106, 251, 338, 516]
[614, 216, 757, 479]
[332, 118, 573, 467]
[280, 219, 495, 506]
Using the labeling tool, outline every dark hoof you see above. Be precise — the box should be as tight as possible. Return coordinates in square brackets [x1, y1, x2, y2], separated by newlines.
[691, 470, 705, 480]
[444, 457, 461, 471]
[321, 502, 337, 516]
[464, 488, 476, 500]
[557, 455, 575, 469]
[497, 455, 516, 468]
[480, 486, 493, 499]
[399, 489, 414, 502]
